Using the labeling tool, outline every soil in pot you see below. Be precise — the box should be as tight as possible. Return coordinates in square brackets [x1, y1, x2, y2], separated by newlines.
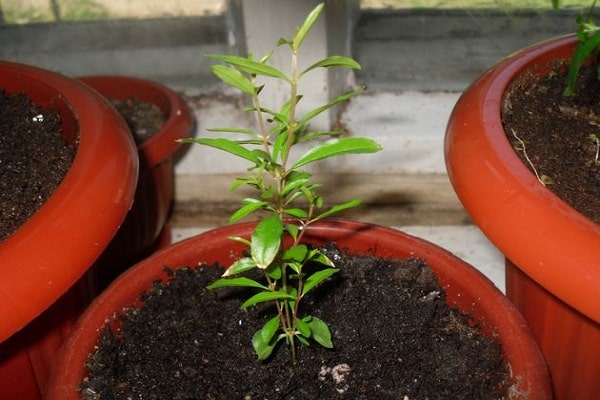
[110, 97, 166, 144]
[502, 63, 600, 223]
[0, 89, 75, 241]
[81, 245, 509, 400]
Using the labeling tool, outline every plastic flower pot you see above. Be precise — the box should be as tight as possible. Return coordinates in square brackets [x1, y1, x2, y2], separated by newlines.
[47, 220, 551, 399]
[445, 35, 600, 400]
[0, 61, 139, 400]
[78, 75, 193, 288]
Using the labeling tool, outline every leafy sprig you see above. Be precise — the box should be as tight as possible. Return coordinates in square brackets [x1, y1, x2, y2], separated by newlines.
[180, 2, 382, 364]
[562, 0, 600, 95]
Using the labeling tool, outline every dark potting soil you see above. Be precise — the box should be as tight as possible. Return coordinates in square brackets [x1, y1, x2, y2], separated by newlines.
[502, 63, 600, 224]
[110, 97, 166, 144]
[0, 89, 75, 241]
[81, 246, 509, 400]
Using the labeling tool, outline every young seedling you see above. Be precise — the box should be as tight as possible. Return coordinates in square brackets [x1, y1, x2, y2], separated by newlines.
[180, 3, 382, 365]
[561, 0, 600, 96]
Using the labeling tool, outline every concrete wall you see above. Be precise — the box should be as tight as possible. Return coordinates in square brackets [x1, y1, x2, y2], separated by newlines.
[0, 7, 579, 90]
[0, 5, 582, 225]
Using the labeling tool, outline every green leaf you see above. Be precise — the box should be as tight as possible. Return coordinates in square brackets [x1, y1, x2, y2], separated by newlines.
[283, 244, 308, 263]
[297, 335, 310, 346]
[299, 185, 317, 204]
[241, 290, 295, 309]
[252, 149, 272, 165]
[221, 257, 258, 277]
[308, 248, 336, 267]
[208, 54, 290, 82]
[298, 87, 364, 125]
[234, 139, 265, 146]
[295, 318, 311, 337]
[296, 130, 343, 144]
[302, 268, 339, 296]
[313, 199, 363, 221]
[301, 55, 361, 77]
[280, 95, 303, 119]
[259, 315, 281, 342]
[285, 223, 300, 241]
[292, 3, 325, 51]
[265, 264, 282, 280]
[210, 64, 255, 95]
[251, 214, 284, 269]
[272, 130, 288, 163]
[228, 235, 251, 247]
[230, 199, 268, 223]
[292, 137, 382, 169]
[230, 177, 255, 192]
[286, 191, 314, 209]
[207, 275, 266, 290]
[253, 334, 277, 361]
[287, 261, 302, 275]
[282, 208, 308, 218]
[281, 171, 311, 196]
[207, 127, 261, 136]
[315, 195, 324, 208]
[182, 138, 262, 165]
[303, 316, 334, 348]
[277, 37, 292, 47]
[565, 29, 600, 95]
[252, 315, 282, 361]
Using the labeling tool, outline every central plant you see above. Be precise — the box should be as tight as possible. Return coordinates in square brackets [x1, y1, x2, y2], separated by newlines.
[181, 2, 381, 364]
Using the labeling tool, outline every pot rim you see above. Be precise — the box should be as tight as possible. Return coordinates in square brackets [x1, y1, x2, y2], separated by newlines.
[445, 34, 600, 322]
[77, 75, 194, 167]
[0, 62, 139, 341]
[46, 219, 551, 399]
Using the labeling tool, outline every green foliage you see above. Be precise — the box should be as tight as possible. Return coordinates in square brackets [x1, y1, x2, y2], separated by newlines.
[564, 0, 600, 95]
[180, 2, 382, 364]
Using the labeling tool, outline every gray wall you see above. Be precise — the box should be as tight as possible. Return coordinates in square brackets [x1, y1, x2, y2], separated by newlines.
[0, 8, 581, 91]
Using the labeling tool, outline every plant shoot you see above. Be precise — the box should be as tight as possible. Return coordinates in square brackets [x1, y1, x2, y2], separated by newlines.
[180, 3, 382, 364]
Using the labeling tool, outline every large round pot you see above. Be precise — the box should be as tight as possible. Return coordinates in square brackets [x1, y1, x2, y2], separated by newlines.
[445, 35, 600, 400]
[0, 62, 138, 399]
[78, 75, 194, 288]
[47, 220, 551, 399]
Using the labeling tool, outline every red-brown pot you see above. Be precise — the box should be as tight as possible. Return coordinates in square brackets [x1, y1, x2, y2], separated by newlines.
[78, 75, 193, 288]
[47, 220, 551, 399]
[445, 35, 600, 400]
[0, 62, 138, 399]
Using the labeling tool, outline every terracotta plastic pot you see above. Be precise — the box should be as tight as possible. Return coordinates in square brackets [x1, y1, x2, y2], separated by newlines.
[78, 75, 193, 288]
[0, 62, 138, 400]
[445, 35, 600, 400]
[47, 220, 551, 399]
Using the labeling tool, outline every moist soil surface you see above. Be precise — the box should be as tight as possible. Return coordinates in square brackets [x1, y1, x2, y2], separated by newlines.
[81, 245, 509, 400]
[110, 97, 166, 144]
[0, 91, 164, 242]
[502, 63, 600, 223]
[0, 89, 75, 241]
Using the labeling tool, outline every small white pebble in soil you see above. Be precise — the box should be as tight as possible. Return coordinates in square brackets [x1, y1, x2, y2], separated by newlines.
[420, 290, 440, 302]
[318, 363, 352, 394]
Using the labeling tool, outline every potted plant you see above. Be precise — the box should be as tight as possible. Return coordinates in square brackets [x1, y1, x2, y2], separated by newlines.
[77, 75, 194, 288]
[444, 5, 600, 399]
[0, 61, 139, 400]
[47, 221, 552, 399]
[48, 3, 550, 399]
